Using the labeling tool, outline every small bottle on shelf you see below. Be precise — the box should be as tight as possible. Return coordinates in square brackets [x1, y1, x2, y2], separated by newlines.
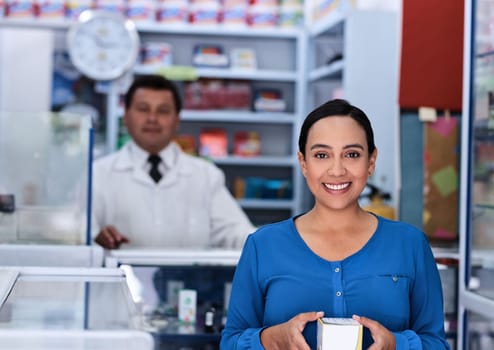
[204, 307, 216, 333]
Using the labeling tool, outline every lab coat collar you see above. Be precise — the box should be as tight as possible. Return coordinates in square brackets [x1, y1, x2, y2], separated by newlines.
[112, 141, 194, 186]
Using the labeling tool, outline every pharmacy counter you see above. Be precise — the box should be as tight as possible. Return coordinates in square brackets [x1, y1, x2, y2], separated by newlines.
[0, 267, 154, 350]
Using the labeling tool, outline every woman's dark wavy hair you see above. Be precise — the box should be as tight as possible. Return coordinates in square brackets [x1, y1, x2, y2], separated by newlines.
[298, 99, 376, 157]
[124, 74, 182, 113]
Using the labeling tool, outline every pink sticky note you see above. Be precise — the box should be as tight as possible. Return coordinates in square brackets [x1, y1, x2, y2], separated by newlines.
[429, 117, 457, 138]
[432, 228, 456, 240]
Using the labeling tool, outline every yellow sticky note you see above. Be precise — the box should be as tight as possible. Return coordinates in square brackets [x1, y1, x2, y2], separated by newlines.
[418, 107, 437, 122]
[156, 66, 199, 81]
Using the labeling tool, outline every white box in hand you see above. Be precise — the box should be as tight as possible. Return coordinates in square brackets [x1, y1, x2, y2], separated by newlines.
[178, 289, 197, 323]
[317, 317, 363, 350]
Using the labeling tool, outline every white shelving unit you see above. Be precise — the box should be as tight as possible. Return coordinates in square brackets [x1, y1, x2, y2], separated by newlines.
[0, 9, 400, 225]
[104, 25, 308, 226]
[306, 9, 400, 210]
[0, 17, 307, 226]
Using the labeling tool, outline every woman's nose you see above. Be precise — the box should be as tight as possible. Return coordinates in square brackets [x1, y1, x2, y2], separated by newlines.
[327, 159, 346, 176]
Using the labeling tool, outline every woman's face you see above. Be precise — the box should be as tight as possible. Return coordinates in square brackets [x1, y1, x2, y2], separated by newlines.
[298, 116, 377, 211]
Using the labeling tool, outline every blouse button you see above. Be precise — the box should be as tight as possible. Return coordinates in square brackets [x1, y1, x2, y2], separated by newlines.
[334, 267, 340, 273]
[392, 276, 398, 282]
[336, 291, 342, 297]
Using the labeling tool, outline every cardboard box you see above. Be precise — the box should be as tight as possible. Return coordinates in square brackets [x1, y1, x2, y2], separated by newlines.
[178, 289, 197, 323]
[317, 317, 362, 350]
[199, 128, 227, 158]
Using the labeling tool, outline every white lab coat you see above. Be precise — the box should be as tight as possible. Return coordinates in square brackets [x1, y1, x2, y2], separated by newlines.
[91, 141, 255, 249]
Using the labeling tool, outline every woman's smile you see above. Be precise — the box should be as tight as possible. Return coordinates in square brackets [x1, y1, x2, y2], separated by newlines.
[323, 182, 350, 191]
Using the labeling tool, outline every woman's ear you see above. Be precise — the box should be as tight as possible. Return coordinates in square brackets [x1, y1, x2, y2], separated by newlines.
[297, 151, 307, 177]
[368, 148, 378, 175]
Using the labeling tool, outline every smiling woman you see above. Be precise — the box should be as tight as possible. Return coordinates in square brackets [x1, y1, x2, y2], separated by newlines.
[220, 99, 451, 350]
[298, 115, 375, 215]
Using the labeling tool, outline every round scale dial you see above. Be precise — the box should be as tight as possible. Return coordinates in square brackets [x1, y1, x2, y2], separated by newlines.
[67, 10, 140, 81]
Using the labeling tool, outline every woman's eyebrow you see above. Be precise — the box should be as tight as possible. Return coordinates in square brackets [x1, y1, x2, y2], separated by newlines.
[310, 143, 331, 150]
[344, 143, 365, 150]
[309, 143, 364, 151]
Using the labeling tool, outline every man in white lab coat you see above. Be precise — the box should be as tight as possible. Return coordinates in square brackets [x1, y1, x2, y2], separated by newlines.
[91, 74, 255, 250]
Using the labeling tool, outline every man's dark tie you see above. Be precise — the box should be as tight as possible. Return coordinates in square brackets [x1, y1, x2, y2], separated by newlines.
[148, 154, 162, 183]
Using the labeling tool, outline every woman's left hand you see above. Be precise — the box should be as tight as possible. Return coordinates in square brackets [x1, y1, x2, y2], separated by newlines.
[352, 315, 396, 350]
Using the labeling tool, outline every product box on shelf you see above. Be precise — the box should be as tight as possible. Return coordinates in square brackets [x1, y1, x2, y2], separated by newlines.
[247, 3, 278, 28]
[199, 128, 228, 158]
[174, 134, 197, 155]
[233, 131, 261, 157]
[140, 42, 173, 67]
[230, 48, 257, 70]
[243, 177, 264, 198]
[278, 2, 303, 27]
[126, 0, 156, 22]
[222, 4, 248, 27]
[184, 79, 251, 110]
[224, 81, 251, 109]
[234, 177, 292, 199]
[192, 44, 229, 68]
[156, 0, 188, 25]
[36, 0, 65, 19]
[263, 179, 292, 199]
[189, 1, 221, 26]
[4, 0, 36, 19]
[93, 0, 126, 14]
[178, 289, 197, 323]
[184, 80, 223, 110]
[253, 89, 286, 112]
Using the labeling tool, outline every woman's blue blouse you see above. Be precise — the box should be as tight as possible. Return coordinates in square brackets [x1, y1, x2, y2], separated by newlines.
[220, 216, 450, 350]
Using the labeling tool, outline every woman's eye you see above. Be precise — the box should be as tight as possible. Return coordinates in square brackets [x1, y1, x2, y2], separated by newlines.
[315, 153, 328, 159]
[346, 151, 360, 158]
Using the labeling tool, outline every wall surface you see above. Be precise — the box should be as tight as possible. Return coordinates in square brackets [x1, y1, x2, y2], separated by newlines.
[0, 28, 54, 112]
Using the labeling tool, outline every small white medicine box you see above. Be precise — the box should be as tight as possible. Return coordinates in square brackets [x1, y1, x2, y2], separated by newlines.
[317, 317, 363, 350]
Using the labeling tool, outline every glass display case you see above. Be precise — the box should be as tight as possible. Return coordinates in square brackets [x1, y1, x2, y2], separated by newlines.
[105, 249, 241, 350]
[0, 267, 154, 349]
[459, 0, 494, 348]
[0, 111, 92, 245]
[0, 111, 103, 266]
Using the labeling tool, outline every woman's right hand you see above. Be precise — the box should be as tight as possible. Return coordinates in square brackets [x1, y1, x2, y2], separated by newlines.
[94, 225, 129, 249]
[260, 311, 324, 350]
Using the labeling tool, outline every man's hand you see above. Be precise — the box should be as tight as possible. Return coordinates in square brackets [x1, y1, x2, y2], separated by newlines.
[260, 311, 324, 350]
[94, 225, 129, 249]
[353, 315, 396, 350]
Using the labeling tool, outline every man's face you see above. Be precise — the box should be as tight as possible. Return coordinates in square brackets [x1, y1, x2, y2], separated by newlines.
[124, 88, 180, 154]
